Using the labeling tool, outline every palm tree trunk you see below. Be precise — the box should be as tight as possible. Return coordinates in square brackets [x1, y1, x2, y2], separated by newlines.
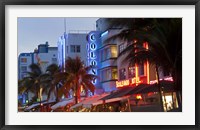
[127, 97, 131, 112]
[75, 83, 78, 104]
[35, 86, 38, 101]
[155, 65, 164, 112]
[85, 89, 88, 97]
[55, 85, 59, 102]
[75, 78, 81, 104]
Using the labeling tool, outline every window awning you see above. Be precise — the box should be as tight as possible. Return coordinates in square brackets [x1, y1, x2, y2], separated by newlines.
[133, 80, 174, 94]
[101, 84, 148, 100]
[101, 81, 174, 100]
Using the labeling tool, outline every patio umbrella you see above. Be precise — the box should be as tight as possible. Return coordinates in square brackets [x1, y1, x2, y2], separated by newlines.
[70, 93, 110, 109]
[24, 99, 56, 111]
[51, 98, 74, 110]
[70, 96, 99, 109]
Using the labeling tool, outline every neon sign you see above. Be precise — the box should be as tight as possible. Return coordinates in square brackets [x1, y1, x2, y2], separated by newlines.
[101, 30, 108, 37]
[90, 43, 96, 51]
[149, 77, 173, 84]
[116, 77, 141, 88]
[88, 33, 98, 84]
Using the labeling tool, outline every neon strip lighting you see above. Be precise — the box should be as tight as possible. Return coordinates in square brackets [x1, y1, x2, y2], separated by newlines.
[149, 77, 173, 84]
[101, 31, 108, 37]
[146, 61, 150, 84]
[63, 39, 66, 71]
[144, 42, 150, 84]
[135, 64, 139, 85]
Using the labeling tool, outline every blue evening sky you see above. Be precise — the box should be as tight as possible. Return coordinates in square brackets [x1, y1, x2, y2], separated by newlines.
[18, 17, 98, 55]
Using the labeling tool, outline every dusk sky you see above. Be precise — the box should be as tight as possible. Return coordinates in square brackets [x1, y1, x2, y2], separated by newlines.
[18, 17, 98, 55]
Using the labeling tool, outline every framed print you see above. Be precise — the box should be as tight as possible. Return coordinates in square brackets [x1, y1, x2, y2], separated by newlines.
[0, 0, 200, 129]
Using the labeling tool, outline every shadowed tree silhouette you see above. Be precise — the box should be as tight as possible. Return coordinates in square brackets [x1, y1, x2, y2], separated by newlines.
[18, 64, 46, 102]
[62, 56, 97, 104]
[105, 18, 182, 111]
[44, 64, 68, 102]
[18, 64, 66, 103]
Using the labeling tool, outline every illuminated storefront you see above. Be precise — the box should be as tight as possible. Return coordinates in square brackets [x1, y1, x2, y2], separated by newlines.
[87, 18, 176, 97]
[85, 18, 179, 111]
[116, 42, 150, 88]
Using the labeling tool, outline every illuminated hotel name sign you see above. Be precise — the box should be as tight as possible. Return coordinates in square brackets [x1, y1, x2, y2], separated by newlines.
[87, 32, 99, 84]
[116, 77, 141, 88]
[116, 77, 173, 88]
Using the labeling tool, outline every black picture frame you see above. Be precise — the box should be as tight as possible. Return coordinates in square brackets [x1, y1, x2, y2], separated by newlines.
[0, 0, 199, 130]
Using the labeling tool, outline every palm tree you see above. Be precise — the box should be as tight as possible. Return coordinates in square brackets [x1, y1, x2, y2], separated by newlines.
[18, 64, 44, 101]
[18, 78, 35, 104]
[19, 63, 74, 105]
[133, 19, 182, 110]
[105, 18, 182, 111]
[18, 64, 57, 100]
[45, 64, 69, 102]
[62, 56, 97, 104]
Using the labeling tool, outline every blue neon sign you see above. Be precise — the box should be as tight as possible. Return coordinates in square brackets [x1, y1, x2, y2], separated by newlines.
[101, 30, 108, 37]
[88, 33, 98, 84]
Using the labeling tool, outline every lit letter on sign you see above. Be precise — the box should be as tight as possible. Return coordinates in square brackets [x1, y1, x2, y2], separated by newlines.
[90, 43, 96, 50]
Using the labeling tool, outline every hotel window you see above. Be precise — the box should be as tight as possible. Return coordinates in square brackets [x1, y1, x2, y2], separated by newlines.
[77, 45, 80, 52]
[101, 68, 118, 82]
[111, 68, 118, 79]
[21, 58, 27, 63]
[111, 46, 117, 57]
[21, 66, 27, 72]
[70, 45, 75, 52]
[101, 45, 117, 61]
[128, 66, 135, 78]
[100, 49, 107, 61]
[139, 64, 144, 76]
[119, 68, 126, 80]
[119, 43, 125, 54]
[105, 48, 111, 60]
[70, 45, 81, 53]
[101, 69, 111, 82]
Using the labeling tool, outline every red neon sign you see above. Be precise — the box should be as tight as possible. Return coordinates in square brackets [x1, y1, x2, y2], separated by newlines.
[116, 77, 141, 88]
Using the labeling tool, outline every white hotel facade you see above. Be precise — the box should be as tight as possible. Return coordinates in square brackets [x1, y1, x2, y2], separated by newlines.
[57, 32, 88, 68]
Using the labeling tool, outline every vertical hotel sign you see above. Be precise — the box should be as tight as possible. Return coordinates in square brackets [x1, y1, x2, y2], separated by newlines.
[87, 32, 100, 85]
